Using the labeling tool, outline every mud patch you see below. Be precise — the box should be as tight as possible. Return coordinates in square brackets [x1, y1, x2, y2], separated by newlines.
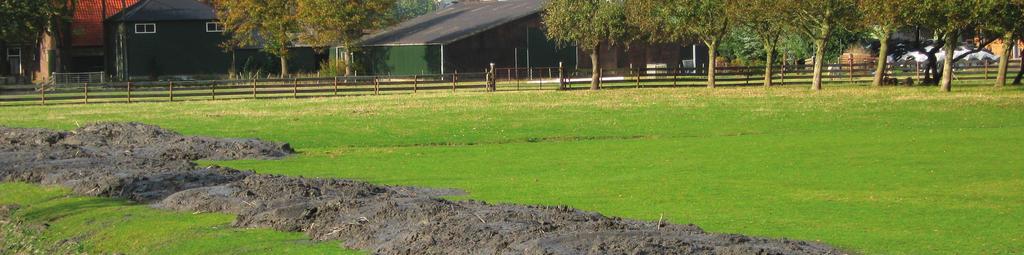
[0, 123, 847, 254]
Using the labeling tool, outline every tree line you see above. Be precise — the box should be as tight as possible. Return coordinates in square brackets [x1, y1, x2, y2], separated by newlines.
[543, 0, 1024, 92]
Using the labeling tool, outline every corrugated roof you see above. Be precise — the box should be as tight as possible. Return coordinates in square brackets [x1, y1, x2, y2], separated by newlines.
[108, 0, 216, 22]
[361, 0, 545, 46]
[71, 0, 141, 47]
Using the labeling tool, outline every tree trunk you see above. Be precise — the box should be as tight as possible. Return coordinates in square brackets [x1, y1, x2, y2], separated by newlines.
[344, 51, 352, 77]
[280, 55, 289, 78]
[995, 32, 1013, 87]
[763, 43, 776, 87]
[706, 40, 718, 88]
[811, 38, 827, 90]
[872, 29, 891, 87]
[811, 22, 831, 91]
[228, 49, 237, 79]
[590, 48, 601, 90]
[343, 42, 353, 77]
[939, 32, 957, 92]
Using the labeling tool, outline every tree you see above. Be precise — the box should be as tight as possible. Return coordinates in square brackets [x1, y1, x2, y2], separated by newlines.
[917, 0, 996, 92]
[0, 0, 75, 75]
[858, 0, 919, 87]
[296, 0, 394, 76]
[214, 0, 299, 77]
[790, 0, 859, 90]
[982, 1, 1023, 87]
[627, 0, 732, 88]
[392, 0, 438, 23]
[543, 0, 628, 90]
[730, 0, 790, 86]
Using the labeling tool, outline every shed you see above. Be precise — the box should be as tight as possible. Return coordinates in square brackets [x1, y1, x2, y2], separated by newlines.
[347, 0, 708, 76]
[344, 0, 576, 76]
[105, 0, 321, 80]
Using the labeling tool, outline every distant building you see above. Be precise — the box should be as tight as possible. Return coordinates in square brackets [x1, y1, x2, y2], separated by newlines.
[1, 0, 139, 82]
[104, 0, 322, 80]
[346, 0, 707, 76]
[987, 39, 1023, 61]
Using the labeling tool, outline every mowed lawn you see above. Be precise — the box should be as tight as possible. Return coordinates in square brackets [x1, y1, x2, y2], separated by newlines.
[1, 85, 1022, 254]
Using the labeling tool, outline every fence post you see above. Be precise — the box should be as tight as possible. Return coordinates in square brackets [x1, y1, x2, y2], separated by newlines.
[84, 83, 89, 104]
[781, 63, 786, 85]
[745, 67, 751, 86]
[127, 82, 132, 103]
[252, 79, 257, 99]
[635, 67, 641, 88]
[673, 65, 679, 87]
[40, 83, 46, 105]
[413, 75, 419, 93]
[515, 68, 521, 90]
[452, 71, 458, 92]
[848, 58, 854, 83]
[374, 76, 380, 95]
[293, 78, 298, 99]
[915, 61, 921, 81]
[488, 63, 496, 92]
[984, 60, 989, 80]
[558, 62, 566, 90]
[168, 81, 174, 101]
[333, 77, 339, 96]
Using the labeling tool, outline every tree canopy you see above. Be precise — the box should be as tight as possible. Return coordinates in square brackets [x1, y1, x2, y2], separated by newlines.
[627, 0, 735, 87]
[543, 0, 628, 90]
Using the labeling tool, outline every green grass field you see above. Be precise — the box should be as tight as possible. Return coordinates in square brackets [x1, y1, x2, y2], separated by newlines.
[1, 84, 1022, 254]
[0, 183, 351, 254]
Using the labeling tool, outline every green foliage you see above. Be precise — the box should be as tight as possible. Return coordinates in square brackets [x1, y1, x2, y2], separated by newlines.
[318, 59, 346, 77]
[542, 0, 627, 51]
[857, 0, 920, 37]
[720, 26, 867, 64]
[214, 0, 299, 59]
[790, 0, 861, 40]
[626, 0, 733, 46]
[296, 0, 393, 48]
[0, 0, 73, 43]
[392, 0, 437, 23]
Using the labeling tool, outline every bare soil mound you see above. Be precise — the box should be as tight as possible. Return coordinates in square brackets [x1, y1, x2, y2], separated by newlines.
[0, 123, 846, 254]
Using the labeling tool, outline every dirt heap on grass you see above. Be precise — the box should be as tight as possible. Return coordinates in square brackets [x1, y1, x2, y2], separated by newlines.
[0, 123, 846, 254]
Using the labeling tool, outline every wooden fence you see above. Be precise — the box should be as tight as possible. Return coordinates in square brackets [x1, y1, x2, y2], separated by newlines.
[2, 59, 1020, 107]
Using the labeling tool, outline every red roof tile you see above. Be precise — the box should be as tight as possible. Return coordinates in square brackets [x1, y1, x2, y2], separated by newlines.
[71, 0, 142, 47]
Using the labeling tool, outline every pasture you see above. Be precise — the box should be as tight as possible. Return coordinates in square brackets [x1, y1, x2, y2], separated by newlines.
[1, 84, 1022, 254]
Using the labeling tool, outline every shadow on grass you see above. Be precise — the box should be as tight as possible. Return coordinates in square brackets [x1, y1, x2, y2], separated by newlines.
[16, 197, 126, 223]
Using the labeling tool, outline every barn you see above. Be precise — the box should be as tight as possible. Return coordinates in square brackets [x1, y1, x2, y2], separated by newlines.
[104, 0, 322, 80]
[344, 0, 708, 76]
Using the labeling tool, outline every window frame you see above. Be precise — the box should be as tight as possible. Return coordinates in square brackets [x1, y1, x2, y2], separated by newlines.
[135, 23, 157, 34]
[6, 47, 22, 57]
[205, 22, 225, 33]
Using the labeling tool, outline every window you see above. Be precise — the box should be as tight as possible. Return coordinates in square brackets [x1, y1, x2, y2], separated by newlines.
[135, 23, 156, 34]
[6, 48, 21, 57]
[206, 22, 225, 32]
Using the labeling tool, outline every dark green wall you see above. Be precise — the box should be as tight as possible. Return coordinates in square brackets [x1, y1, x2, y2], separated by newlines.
[350, 45, 441, 76]
[106, 20, 321, 80]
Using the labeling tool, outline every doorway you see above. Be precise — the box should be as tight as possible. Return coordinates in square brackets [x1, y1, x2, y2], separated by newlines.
[6, 47, 22, 75]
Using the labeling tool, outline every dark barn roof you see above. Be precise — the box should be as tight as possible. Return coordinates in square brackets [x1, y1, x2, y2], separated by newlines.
[108, 0, 216, 22]
[361, 0, 545, 46]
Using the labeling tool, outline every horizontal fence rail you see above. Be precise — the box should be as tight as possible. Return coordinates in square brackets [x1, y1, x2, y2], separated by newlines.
[2, 59, 1021, 107]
